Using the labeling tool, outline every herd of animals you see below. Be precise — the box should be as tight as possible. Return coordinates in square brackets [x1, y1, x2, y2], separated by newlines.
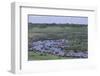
[29, 39, 88, 58]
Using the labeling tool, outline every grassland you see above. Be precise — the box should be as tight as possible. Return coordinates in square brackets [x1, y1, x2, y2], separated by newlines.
[28, 23, 88, 60]
[28, 51, 75, 60]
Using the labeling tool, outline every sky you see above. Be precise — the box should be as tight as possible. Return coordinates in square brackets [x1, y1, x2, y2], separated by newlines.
[28, 15, 88, 24]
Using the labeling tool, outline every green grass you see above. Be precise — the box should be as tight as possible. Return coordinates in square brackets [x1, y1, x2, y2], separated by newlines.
[28, 51, 73, 60]
[28, 24, 88, 60]
[29, 26, 87, 33]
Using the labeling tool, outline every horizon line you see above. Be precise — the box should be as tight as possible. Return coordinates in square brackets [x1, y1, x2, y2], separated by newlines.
[28, 22, 88, 25]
